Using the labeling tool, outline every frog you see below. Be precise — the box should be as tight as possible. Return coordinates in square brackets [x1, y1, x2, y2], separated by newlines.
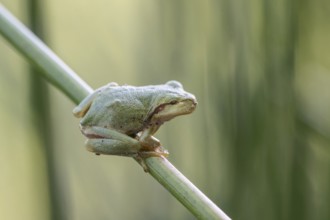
[73, 80, 197, 169]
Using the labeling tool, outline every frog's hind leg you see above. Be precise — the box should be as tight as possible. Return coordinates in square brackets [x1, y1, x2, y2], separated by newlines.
[83, 126, 142, 155]
[73, 91, 99, 118]
[83, 126, 140, 144]
[73, 83, 118, 118]
[84, 126, 168, 172]
[86, 139, 140, 157]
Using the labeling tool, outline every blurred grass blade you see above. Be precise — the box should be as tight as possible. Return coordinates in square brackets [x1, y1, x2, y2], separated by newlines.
[26, 0, 64, 219]
[0, 4, 231, 220]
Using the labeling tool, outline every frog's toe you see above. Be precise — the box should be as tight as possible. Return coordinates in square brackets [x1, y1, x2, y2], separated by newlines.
[138, 146, 169, 158]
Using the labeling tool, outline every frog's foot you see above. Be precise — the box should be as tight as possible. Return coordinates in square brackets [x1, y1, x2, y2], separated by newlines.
[138, 135, 161, 150]
[134, 147, 169, 172]
[134, 156, 149, 172]
[138, 145, 169, 158]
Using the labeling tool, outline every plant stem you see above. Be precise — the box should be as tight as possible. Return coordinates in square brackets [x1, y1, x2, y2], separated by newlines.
[0, 4, 93, 103]
[147, 157, 230, 219]
[0, 4, 231, 220]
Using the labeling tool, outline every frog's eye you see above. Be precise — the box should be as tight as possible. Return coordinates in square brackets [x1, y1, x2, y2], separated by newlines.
[169, 100, 178, 105]
[166, 80, 183, 89]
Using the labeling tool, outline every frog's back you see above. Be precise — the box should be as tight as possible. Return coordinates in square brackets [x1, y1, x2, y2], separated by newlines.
[80, 85, 152, 136]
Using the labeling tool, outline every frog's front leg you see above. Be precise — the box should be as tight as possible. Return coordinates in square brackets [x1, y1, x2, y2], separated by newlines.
[73, 82, 119, 118]
[138, 124, 161, 148]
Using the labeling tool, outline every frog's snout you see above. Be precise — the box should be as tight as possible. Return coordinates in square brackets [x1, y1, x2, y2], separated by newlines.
[189, 99, 197, 112]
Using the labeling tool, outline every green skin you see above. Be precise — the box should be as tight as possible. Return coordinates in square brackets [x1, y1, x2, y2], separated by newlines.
[73, 81, 197, 161]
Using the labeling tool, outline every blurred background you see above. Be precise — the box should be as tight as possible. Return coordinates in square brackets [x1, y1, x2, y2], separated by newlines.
[1, 0, 330, 219]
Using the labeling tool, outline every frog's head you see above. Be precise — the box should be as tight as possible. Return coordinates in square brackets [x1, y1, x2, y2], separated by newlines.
[148, 81, 197, 123]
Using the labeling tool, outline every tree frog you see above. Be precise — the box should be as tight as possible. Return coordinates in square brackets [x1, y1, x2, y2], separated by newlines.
[73, 80, 197, 169]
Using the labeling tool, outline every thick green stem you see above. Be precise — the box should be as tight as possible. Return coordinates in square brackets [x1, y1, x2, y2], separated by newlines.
[147, 157, 230, 219]
[0, 4, 92, 103]
[0, 4, 231, 220]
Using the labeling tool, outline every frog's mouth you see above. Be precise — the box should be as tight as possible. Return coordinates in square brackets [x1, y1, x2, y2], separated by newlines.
[150, 99, 197, 122]
[81, 128, 105, 139]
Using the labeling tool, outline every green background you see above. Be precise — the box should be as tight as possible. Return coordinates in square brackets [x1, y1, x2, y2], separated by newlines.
[1, 0, 330, 219]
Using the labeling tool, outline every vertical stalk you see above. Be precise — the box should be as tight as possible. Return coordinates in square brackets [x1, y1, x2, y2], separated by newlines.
[26, 1, 63, 219]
